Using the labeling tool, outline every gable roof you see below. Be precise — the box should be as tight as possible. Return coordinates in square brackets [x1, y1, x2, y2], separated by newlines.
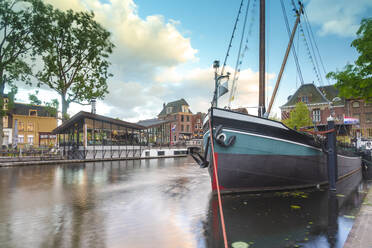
[318, 85, 344, 105]
[281, 83, 331, 108]
[158, 98, 192, 116]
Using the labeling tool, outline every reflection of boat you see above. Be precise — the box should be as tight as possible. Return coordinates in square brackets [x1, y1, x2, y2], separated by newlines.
[206, 170, 364, 248]
[196, 0, 361, 193]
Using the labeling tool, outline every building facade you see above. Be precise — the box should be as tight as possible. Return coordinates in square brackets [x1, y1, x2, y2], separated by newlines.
[191, 112, 205, 139]
[281, 84, 345, 126]
[280, 83, 372, 138]
[344, 99, 372, 138]
[2, 96, 57, 148]
[158, 98, 193, 143]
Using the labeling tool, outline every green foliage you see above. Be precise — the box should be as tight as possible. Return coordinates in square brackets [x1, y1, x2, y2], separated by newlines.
[29, 90, 42, 105]
[32, 3, 115, 120]
[0, 0, 42, 103]
[327, 18, 372, 101]
[283, 102, 312, 129]
[28, 90, 59, 117]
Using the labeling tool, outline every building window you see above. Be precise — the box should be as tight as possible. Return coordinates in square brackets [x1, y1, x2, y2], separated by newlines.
[181, 115, 184, 122]
[181, 125, 184, 131]
[186, 116, 190, 122]
[366, 113, 372, 123]
[301, 96, 308, 103]
[187, 125, 190, 132]
[174, 115, 177, 120]
[312, 109, 321, 123]
[18, 121, 24, 131]
[29, 110, 37, 116]
[27, 122, 34, 131]
[182, 105, 188, 112]
[365, 102, 372, 107]
[3, 116, 8, 128]
[352, 101, 360, 108]
[166, 107, 172, 114]
[368, 128, 372, 138]
[18, 135, 24, 143]
[353, 114, 360, 121]
[27, 135, 34, 145]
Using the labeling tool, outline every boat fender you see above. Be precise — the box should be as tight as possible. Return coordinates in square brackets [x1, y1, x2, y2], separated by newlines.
[214, 125, 236, 147]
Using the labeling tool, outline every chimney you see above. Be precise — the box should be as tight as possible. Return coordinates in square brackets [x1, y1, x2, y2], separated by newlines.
[91, 99, 96, 114]
[163, 102, 166, 108]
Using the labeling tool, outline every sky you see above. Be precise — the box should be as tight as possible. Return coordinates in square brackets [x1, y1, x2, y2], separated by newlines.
[10, 0, 372, 122]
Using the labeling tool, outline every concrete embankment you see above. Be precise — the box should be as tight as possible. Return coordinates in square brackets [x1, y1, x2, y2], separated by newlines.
[0, 155, 187, 167]
[344, 184, 372, 247]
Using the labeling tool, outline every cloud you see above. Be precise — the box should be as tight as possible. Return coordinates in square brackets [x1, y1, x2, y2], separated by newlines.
[154, 66, 275, 115]
[306, 0, 372, 37]
[36, 0, 198, 121]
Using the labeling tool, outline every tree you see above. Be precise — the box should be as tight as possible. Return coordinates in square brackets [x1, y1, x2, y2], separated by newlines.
[28, 91, 59, 117]
[33, 6, 114, 121]
[327, 18, 372, 101]
[0, 0, 45, 146]
[283, 102, 312, 129]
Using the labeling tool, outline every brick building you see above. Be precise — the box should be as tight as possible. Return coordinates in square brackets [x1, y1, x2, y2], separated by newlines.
[158, 99, 193, 143]
[281, 84, 344, 125]
[344, 99, 372, 137]
[280, 83, 372, 138]
[191, 112, 205, 139]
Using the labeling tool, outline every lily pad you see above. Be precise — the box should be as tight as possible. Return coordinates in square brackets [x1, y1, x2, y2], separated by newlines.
[231, 241, 249, 248]
[290, 205, 301, 209]
[343, 215, 355, 219]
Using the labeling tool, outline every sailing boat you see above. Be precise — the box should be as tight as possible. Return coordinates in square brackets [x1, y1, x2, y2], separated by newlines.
[193, 0, 361, 193]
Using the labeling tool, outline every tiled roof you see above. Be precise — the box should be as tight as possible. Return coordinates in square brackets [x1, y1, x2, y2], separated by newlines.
[158, 98, 192, 116]
[318, 85, 345, 105]
[281, 84, 342, 108]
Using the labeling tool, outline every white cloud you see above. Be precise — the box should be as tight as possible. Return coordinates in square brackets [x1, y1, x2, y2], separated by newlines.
[36, 0, 198, 122]
[306, 0, 372, 37]
[154, 66, 275, 116]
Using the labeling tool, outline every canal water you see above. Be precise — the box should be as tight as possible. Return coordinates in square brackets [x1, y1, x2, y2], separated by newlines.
[0, 157, 369, 248]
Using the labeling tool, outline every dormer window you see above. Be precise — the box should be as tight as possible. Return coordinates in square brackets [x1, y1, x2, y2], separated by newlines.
[29, 110, 37, 116]
[301, 96, 308, 104]
[166, 107, 172, 114]
[182, 105, 188, 112]
[352, 101, 360, 108]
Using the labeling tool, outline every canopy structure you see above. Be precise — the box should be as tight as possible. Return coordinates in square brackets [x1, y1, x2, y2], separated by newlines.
[53, 111, 171, 159]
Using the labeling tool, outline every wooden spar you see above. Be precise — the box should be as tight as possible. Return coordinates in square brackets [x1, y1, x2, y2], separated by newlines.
[266, 4, 303, 116]
[258, 0, 265, 117]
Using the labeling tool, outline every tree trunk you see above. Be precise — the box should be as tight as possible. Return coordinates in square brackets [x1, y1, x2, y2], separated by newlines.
[61, 94, 70, 122]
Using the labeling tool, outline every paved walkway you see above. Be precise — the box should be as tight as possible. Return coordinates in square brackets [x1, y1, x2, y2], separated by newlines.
[344, 185, 372, 248]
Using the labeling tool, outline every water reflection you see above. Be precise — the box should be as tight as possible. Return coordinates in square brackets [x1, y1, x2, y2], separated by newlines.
[0, 159, 369, 248]
[207, 170, 367, 248]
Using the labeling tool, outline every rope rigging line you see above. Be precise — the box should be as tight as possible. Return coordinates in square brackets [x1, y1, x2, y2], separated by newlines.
[301, 16, 324, 85]
[303, 7, 330, 85]
[280, 0, 304, 85]
[208, 118, 229, 248]
[228, 0, 257, 107]
[220, 0, 245, 76]
[291, 0, 322, 86]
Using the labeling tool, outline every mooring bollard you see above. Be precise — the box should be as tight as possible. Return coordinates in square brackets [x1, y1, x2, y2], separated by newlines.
[327, 116, 337, 191]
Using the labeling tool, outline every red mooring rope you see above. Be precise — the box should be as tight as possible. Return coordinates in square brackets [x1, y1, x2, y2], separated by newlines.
[208, 118, 229, 248]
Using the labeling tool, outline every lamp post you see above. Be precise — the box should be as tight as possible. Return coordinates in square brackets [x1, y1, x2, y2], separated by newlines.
[212, 60, 230, 108]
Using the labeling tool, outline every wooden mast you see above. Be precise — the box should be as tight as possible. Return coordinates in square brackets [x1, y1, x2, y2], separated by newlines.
[258, 0, 265, 117]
